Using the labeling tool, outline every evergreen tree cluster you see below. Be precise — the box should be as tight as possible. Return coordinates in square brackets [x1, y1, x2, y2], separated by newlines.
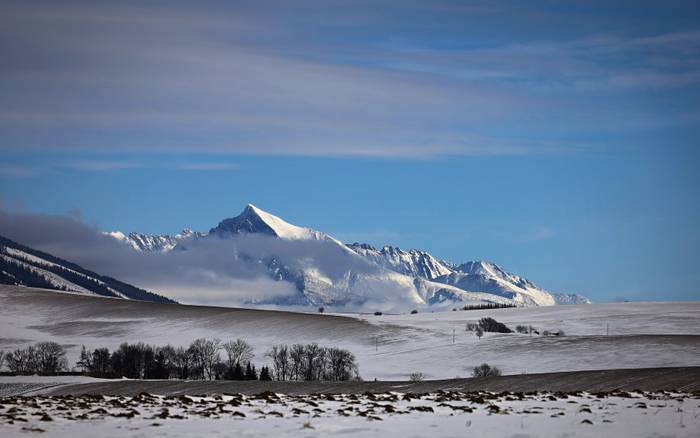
[460, 303, 517, 311]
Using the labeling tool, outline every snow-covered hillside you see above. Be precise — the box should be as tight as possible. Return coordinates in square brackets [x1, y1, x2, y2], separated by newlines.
[107, 204, 583, 309]
[0, 235, 175, 303]
[1, 285, 697, 380]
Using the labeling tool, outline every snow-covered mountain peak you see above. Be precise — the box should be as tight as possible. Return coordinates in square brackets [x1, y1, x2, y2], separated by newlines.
[176, 228, 196, 238]
[458, 260, 504, 277]
[456, 260, 537, 288]
[101, 203, 586, 308]
[210, 204, 333, 242]
[347, 243, 453, 280]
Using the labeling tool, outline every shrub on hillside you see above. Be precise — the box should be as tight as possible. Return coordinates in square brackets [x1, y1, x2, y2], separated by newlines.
[472, 363, 502, 378]
[478, 317, 512, 333]
[408, 372, 425, 382]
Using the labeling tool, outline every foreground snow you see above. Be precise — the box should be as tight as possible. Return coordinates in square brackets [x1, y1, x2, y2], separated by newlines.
[1, 390, 697, 438]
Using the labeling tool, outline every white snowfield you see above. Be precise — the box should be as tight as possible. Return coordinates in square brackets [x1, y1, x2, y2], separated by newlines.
[0, 391, 697, 438]
[1, 286, 698, 381]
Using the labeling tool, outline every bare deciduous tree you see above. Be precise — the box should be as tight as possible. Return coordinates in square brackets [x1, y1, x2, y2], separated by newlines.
[472, 363, 501, 378]
[34, 342, 67, 374]
[327, 347, 357, 381]
[267, 343, 358, 382]
[289, 344, 305, 381]
[223, 339, 254, 369]
[303, 343, 323, 381]
[266, 345, 289, 381]
[171, 346, 193, 380]
[6, 346, 36, 374]
[188, 338, 222, 380]
[409, 372, 425, 382]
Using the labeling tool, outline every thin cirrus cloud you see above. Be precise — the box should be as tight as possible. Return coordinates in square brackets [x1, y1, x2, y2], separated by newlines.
[0, 165, 41, 178]
[0, 160, 241, 178]
[0, 1, 698, 158]
[59, 160, 144, 172]
[176, 163, 240, 171]
[517, 226, 555, 244]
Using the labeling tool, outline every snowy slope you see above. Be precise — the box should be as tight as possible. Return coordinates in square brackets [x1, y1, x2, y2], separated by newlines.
[345, 246, 558, 306]
[106, 204, 581, 309]
[2, 285, 698, 381]
[553, 293, 594, 305]
[432, 261, 556, 306]
[0, 235, 176, 303]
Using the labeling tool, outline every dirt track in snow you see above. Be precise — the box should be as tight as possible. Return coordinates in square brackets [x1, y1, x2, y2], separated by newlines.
[1, 367, 696, 397]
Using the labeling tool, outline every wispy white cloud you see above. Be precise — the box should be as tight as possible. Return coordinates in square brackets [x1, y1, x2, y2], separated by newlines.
[517, 226, 555, 244]
[176, 162, 240, 171]
[0, 164, 41, 178]
[0, 159, 242, 176]
[59, 160, 143, 171]
[0, 1, 697, 158]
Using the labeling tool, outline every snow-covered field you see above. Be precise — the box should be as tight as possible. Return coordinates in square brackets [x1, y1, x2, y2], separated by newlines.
[1, 285, 699, 380]
[1, 390, 697, 438]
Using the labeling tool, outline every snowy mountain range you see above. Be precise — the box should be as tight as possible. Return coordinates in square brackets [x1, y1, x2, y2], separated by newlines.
[0, 234, 176, 303]
[107, 204, 589, 309]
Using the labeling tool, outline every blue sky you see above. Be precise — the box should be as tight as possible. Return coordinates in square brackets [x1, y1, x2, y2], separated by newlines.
[1, 0, 699, 302]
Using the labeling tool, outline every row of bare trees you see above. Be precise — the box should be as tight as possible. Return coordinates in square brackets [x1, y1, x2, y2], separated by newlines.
[1, 342, 67, 375]
[1, 339, 359, 381]
[266, 343, 359, 381]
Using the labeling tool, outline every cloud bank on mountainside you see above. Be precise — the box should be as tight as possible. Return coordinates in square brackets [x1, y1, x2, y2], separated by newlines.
[0, 205, 568, 310]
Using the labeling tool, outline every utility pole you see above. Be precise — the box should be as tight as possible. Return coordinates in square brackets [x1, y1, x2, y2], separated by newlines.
[453, 328, 455, 344]
[606, 323, 609, 336]
[375, 336, 378, 352]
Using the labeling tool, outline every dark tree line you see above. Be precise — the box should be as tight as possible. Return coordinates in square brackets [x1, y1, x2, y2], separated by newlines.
[477, 317, 513, 333]
[266, 343, 359, 381]
[2, 342, 67, 375]
[1, 339, 358, 382]
[460, 303, 517, 311]
[466, 317, 513, 334]
[76, 338, 273, 381]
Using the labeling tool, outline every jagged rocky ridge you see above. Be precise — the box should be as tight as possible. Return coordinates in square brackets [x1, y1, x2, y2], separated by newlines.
[109, 204, 588, 308]
[0, 235, 176, 303]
